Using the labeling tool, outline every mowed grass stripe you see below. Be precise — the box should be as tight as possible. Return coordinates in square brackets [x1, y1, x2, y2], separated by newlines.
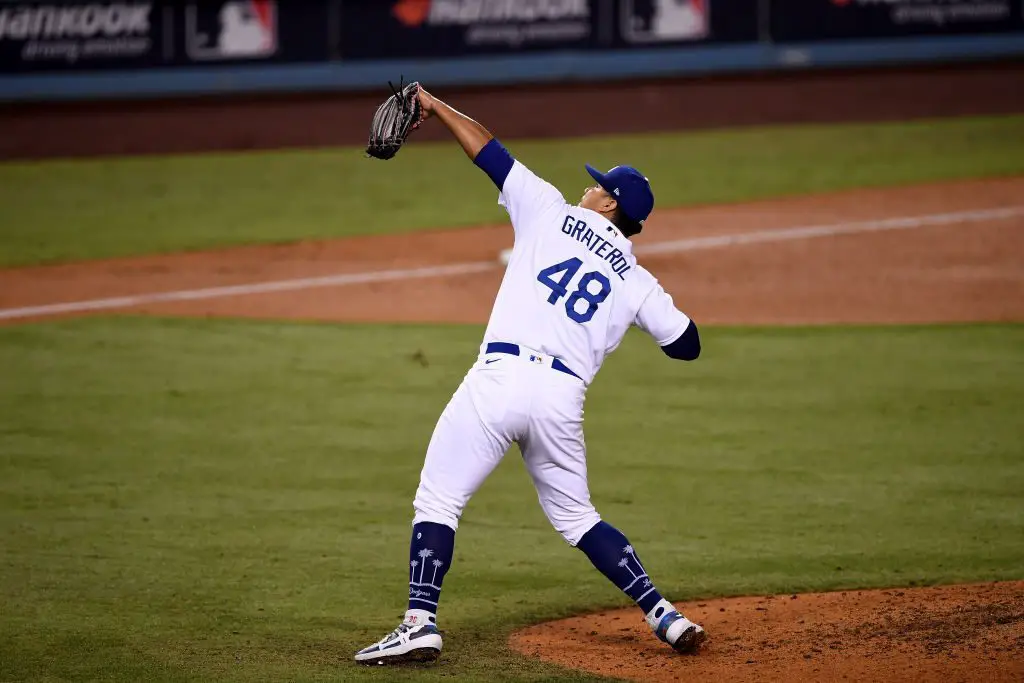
[1, 318, 1022, 681]
[1, 114, 1023, 266]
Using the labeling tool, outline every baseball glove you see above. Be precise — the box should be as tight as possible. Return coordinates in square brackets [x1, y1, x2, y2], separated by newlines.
[365, 78, 423, 160]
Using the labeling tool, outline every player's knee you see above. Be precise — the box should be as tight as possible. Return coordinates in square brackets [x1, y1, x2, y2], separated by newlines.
[549, 507, 602, 546]
[413, 486, 464, 531]
[412, 503, 460, 531]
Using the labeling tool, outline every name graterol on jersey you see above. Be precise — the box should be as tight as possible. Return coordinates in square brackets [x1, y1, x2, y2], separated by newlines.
[560, 215, 632, 280]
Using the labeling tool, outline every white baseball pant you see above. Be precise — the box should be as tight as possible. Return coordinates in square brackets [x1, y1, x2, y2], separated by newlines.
[412, 345, 601, 545]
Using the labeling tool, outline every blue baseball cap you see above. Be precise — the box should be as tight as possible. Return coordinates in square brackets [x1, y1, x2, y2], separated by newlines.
[585, 164, 655, 224]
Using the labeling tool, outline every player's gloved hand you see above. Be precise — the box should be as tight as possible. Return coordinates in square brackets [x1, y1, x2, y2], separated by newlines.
[365, 77, 423, 161]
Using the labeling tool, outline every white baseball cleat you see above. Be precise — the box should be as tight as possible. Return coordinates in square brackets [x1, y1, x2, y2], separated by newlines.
[354, 620, 443, 665]
[647, 601, 707, 654]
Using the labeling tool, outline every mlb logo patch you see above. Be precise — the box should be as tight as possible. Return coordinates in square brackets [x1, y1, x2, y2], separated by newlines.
[185, 1, 278, 61]
[622, 0, 710, 44]
[529, 355, 544, 364]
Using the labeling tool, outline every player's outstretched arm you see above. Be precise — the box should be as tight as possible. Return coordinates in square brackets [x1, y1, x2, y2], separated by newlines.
[417, 85, 517, 192]
[415, 83, 560, 225]
[417, 86, 493, 160]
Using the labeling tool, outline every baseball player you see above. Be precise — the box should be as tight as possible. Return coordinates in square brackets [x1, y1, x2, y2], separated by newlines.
[355, 86, 704, 665]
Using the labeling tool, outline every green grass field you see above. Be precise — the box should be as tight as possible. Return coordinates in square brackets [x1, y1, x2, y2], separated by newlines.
[3, 114, 1023, 681]
[1, 115, 1023, 266]
[2, 318, 1022, 682]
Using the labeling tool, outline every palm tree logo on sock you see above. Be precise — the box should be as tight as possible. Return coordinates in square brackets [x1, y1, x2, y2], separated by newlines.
[622, 545, 647, 573]
[409, 549, 443, 604]
[409, 548, 443, 598]
[620, 544, 651, 592]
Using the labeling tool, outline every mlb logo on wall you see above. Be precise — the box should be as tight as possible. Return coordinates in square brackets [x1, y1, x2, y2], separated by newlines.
[186, 1, 277, 61]
[622, 0, 709, 43]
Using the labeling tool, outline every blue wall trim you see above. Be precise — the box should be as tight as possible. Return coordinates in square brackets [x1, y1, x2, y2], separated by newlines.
[1, 33, 1022, 103]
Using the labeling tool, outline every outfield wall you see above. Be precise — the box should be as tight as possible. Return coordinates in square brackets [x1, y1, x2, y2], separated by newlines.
[1, 1, 1023, 102]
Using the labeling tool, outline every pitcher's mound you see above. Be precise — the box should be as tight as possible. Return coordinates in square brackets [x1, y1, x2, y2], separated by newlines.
[510, 581, 1023, 682]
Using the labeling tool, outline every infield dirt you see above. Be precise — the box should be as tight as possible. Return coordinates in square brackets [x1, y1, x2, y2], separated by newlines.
[511, 581, 1024, 683]
[2, 176, 1022, 326]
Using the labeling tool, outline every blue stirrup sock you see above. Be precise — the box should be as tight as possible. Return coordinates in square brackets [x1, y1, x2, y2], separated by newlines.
[406, 521, 455, 624]
[576, 521, 666, 615]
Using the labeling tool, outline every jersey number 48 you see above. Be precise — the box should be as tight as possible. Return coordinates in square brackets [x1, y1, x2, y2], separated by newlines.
[537, 258, 611, 324]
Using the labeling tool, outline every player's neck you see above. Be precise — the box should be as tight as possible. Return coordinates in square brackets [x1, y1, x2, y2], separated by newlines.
[579, 206, 627, 240]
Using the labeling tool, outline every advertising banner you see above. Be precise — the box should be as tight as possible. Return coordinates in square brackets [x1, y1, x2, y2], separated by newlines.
[771, 0, 1023, 42]
[4, 1, 1018, 83]
[0, 2, 163, 72]
[338, 0, 757, 59]
[0, 0, 331, 73]
[339, 0, 599, 59]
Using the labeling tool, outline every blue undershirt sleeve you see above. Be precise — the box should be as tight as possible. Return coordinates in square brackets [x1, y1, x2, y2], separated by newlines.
[473, 138, 515, 190]
[660, 321, 701, 361]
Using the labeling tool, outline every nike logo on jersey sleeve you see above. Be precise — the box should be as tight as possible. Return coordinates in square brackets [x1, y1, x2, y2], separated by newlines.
[560, 215, 632, 280]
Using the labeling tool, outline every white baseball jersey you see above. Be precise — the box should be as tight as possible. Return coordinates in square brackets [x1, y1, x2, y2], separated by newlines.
[481, 160, 691, 384]
[413, 155, 694, 547]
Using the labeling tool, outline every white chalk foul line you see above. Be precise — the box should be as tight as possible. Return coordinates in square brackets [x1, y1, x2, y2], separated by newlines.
[0, 262, 495, 321]
[1, 206, 1021, 322]
[634, 206, 1024, 256]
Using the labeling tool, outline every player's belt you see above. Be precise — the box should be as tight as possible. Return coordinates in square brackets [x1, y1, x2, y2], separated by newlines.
[485, 342, 582, 380]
